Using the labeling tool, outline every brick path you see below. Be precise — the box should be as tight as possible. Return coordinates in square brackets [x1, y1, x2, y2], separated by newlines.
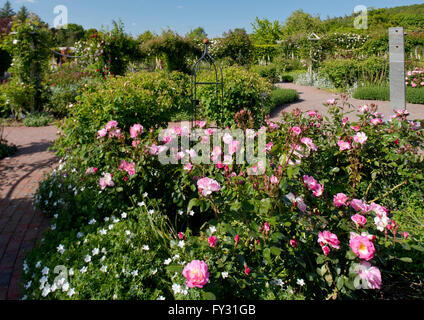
[0, 126, 58, 300]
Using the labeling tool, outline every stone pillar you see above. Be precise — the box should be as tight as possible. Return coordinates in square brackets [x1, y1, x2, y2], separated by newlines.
[389, 27, 406, 111]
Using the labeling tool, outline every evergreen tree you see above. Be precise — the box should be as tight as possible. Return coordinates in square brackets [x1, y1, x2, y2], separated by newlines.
[0, 1, 15, 19]
[16, 5, 29, 22]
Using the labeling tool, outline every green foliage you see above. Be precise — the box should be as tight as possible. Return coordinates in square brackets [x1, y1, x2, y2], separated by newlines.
[140, 29, 201, 73]
[269, 88, 299, 109]
[321, 57, 388, 88]
[186, 27, 207, 44]
[54, 71, 191, 157]
[22, 112, 54, 127]
[0, 80, 37, 118]
[251, 17, 283, 45]
[212, 29, 253, 66]
[249, 64, 278, 83]
[51, 23, 85, 47]
[353, 85, 424, 104]
[196, 66, 272, 127]
[0, 140, 16, 159]
[0, 1, 15, 19]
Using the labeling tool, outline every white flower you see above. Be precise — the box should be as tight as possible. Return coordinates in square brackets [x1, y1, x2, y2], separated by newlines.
[148, 209, 154, 215]
[143, 192, 148, 198]
[67, 288, 76, 297]
[80, 266, 88, 273]
[104, 217, 110, 222]
[13, 39, 19, 45]
[41, 267, 49, 275]
[108, 224, 114, 230]
[99, 229, 107, 235]
[164, 258, 172, 265]
[88, 219, 96, 225]
[35, 261, 41, 268]
[57, 244, 65, 254]
[62, 282, 70, 292]
[221, 272, 229, 279]
[39, 276, 48, 284]
[84, 255, 91, 263]
[51, 224, 56, 230]
[209, 226, 217, 234]
[131, 270, 138, 276]
[41, 284, 51, 297]
[157, 296, 165, 300]
[24, 281, 32, 289]
[297, 279, 305, 286]
[138, 201, 145, 207]
[142, 245, 150, 251]
[53, 213, 58, 218]
[100, 265, 108, 273]
[151, 268, 158, 275]
[121, 212, 127, 219]
[112, 217, 120, 223]
[77, 232, 84, 238]
[92, 248, 100, 256]
[178, 210, 183, 215]
[69, 268, 74, 276]
[172, 283, 182, 294]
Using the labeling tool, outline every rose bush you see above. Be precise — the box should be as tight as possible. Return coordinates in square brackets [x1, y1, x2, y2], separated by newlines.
[23, 97, 424, 300]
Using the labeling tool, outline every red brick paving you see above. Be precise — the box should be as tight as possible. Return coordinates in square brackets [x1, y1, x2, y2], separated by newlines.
[0, 125, 58, 300]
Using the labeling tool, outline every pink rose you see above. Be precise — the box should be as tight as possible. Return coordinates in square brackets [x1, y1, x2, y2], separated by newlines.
[322, 245, 330, 256]
[99, 173, 114, 190]
[184, 163, 193, 172]
[301, 137, 318, 151]
[350, 125, 361, 132]
[208, 236, 217, 247]
[291, 126, 302, 136]
[337, 140, 351, 151]
[182, 260, 209, 288]
[356, 261, 381, 289]
[349, 235, 375, 261]
[197, 177, 221, 196]
[229, 140, 240, 155]
[318, 231, 340, 250]
[290, 239, 298, 248]
[149, 144, 159, 155]
[351, 214, 367, 227]
[265, 142, 274, 153]
[86, 167, 98, 175]
[264, 222, 270, 232]
[333, 193, 348, 207]
[350, 199, 369, 213]
[105, 120, 118, 130]
[196, 120, 206, 128]
[234, 234, 240, 246]
[178, 232, 185, 240]
[303, 175, 324, 197]
[354, 132, 368, 145]
[244, 265, 251, 275]
[371, 118, 383, 126]
[130, 124, 144, 138]
[211, 146, 222, 162]
[307, 110, 317, 117]
[118, 160, 136, 176]
[97, 128, 108, 138]
[270, 175, 279, 184]
[326, 98, 336, 105]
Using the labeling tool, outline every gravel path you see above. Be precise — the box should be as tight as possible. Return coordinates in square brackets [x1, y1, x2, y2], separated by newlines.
[0, 126, 58, 300]
[270, 83, 424, 121]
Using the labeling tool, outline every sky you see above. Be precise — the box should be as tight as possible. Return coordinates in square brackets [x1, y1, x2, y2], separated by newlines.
[6, 0, 423, 37]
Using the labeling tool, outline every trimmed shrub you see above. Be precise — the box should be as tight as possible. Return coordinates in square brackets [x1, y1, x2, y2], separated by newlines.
[353, 85, 424, 104]
[269, 88, 299, 109]
[196, 66, 272, 127]
[23, 112, 54, 127]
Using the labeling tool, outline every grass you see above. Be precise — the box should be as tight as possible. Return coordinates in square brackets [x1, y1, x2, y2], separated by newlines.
[353, 85, 424, 104]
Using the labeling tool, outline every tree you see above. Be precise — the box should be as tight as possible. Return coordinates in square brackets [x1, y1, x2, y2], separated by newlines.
[251, 17, 283, 44]
[186, 27, 207, 44]
[0, 1, 15, 19]
[137, 30, 157, 45]
[51, 23, 85, 47]
[214, 28, 253, 65]
[16, 5, 29, 23]
[282, 10, 323, 36]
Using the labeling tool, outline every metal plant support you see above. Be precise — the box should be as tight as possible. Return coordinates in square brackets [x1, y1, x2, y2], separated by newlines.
[191, 39, 224, 128]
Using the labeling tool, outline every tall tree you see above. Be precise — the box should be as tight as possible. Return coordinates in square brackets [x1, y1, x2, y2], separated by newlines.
[16, 5, 29, 23]
[0, 1, 15, 19]
[186, 27, 207, 43]
[251, 17, 283, 44]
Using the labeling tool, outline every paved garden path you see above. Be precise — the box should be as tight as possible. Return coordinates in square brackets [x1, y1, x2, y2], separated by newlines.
[0, 126, 58, 300]
[271, 83, 424, 121]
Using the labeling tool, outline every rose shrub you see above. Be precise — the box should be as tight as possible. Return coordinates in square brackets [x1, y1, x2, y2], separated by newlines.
[22, 97, 424, 300]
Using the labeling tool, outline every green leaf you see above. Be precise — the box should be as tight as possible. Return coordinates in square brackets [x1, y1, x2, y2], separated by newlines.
[316, 255, 324, 265]
[270, 246, 282, 256]
[336, 277, 344, 290]
[202, 291, 216, 300]
[399, 257, 413, 263]
[187, 198, 200, 212]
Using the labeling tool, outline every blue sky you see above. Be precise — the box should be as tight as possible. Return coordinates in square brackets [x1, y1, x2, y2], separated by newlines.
[7, 0, 423, 37]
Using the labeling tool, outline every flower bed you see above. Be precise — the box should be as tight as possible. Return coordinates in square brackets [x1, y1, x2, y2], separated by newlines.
[22, 99, 424, 300]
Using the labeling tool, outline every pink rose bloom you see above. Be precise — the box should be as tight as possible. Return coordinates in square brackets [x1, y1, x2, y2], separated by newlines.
[178, 232, 185, 240]
[356, 261, 382, 289]
[285, 193, 307, 212]
[342, 117, 349, 125]
[303, 175, 324, 197]
[196, 120, 206, 128]
[307, 110, 317, 117]
[403, 232, 409, 239]
[358, 105, 369, 113]
[349, 235, 375, 261]
[149, 144, 159, 155]
[99, 173, 114, 190]
[270, 175, 279, 184]
[412, 82, 417, 88]
[351, 214, 367, 227]
[322, 245, 330, 256]
[208, 236, 217, 247]
[291, 126, 302, 136]
[197, 177, 221, 196]
[264, 222, 270, 232]
[371, 118, 383, 126]
[290, 239, 298, 248]
[301, 137, 318, 151]
[108, 129, 121, 138]
[86, 167, 98, 175]
[182, 260, 209, 288]
[176, 151, 185, 160]
[421, 82, 424, 86]
[132, 140, 141, 148]
[350, 199, 369, 213]
[244, 265, 251, 275]
[184, 163, 193, 172]
[333, 193, 348, 207]
[354, 132, 368, 145]
[265, 142, 274, 153]
[235, 234, 240, 245]
[312, 184, 324, 197]
[318, 231, 340, 250]
[119, 160, 136, 176]
[204, 128, 215, 136]
[337, 140, 351, 151]
[105, 120, 118, 130]
[326, 98, 336, 105]
[229, 140, 240, 155]
[269, 122, 279, 130]
[173, 126, 182, 136]
[350, 125, 361, 132]
[130, 124, 144, 138]
[97, 128, 108, 138]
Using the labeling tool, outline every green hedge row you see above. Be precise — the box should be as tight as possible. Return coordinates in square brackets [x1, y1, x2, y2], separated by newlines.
[353, 85, 424, 104]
